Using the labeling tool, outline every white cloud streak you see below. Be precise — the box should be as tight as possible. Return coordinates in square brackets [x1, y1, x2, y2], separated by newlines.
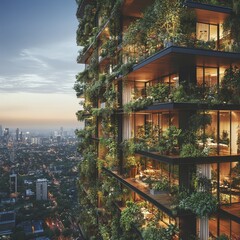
[0, 40, 83, 94]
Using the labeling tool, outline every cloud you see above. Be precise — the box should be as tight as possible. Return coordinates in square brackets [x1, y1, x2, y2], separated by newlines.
[18, 49, 49, 69]
[0, 40, 84, 94]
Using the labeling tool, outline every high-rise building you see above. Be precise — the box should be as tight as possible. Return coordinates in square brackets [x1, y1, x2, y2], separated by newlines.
[36, 179, 48, 201]
[15, 128, 19, 142]
[0, 211, 15, 236]
[75, 0, 240, 239]
[0, 125, 2, 137]
[3, 128, 9, 143]
[9, 173, 17, 194]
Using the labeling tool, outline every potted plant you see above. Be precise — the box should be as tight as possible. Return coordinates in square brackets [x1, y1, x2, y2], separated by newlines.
[150, 177, 169, 195]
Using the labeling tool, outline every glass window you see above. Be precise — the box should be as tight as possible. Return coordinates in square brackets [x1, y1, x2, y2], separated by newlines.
[210, 25, 218, 41]
[219, 111, 230, 155]
[205, 68, 218, 87]
[219, 67, 226, 83]
[205, 111, 218, 155]
[196, 22, 218, 42]
[197, 23, 209, 41]
[219, 162, 231, 204]
[197, 67, 218, 87]
[197, 67, 204, 85]
[231, 111, 240, 154]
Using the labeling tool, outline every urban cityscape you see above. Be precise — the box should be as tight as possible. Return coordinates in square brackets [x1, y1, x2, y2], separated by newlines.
[0, 126, 81, 239]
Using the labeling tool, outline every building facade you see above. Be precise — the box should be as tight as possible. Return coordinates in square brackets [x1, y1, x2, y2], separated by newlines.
[9, 173, 17, 194]
[75, 0, 240, 239]
[0, 211, 15, 236]
[36, 179, 48, 201]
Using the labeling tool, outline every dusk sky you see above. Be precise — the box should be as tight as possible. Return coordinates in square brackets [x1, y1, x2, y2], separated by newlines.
[0, 0, 84, 130]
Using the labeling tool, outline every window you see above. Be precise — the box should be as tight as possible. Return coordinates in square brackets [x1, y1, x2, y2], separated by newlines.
[196, 22, 218, 42]
[197, 67, 218, 87]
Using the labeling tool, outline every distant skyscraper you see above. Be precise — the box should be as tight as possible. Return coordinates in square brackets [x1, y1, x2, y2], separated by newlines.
[16, 128, 19, 141]
[9, 147, 15, 162]
[9, 173, 17, 194]
[19, 131, 23, 142]
[3, 128, 9, 143]
[3, 128, 9, 137]
[0, 125, 2, 137]
[36, 179, 48, 200]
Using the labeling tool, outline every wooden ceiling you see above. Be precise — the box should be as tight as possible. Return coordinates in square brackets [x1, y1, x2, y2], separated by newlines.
[126, 47, 240, 81]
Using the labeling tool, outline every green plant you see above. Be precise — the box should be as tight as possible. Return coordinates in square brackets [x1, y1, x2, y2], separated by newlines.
[178, 191, 218, 217]
[219, 66, 240, 103]
[120, 201, 144, 231]
[195, 39, 216, 50]
[142, 222, 178, 240]
[180, 143, 208, 157]
[216, 234, 230, 240]
[146, 83, 170, 102]
[172, 85, 188, 102]
[158, 125, 182, 155]
[135, 124, 161, 151]
[193, 174, 212, 192]
[152, 178, 169, 191]
[219, 130, 230, 146]
[123, 97, 153, 113]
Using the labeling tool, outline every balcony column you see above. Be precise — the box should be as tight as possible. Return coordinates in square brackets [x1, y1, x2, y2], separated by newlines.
[197, 164, 211, 240]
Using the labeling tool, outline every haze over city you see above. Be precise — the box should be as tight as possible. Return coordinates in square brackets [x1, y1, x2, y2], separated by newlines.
[0, 0, 83, 129]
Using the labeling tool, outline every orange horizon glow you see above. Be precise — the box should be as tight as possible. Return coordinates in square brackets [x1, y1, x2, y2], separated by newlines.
[0, 92, 82, 129]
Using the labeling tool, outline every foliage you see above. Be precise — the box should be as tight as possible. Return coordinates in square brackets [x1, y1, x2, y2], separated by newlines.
[120, 201, 144, 231]
[219, 66, 240, 103]
[92, 107, 114, 118]
[193, 174, 212, 192]
[178, 191, 218, 217]
[223, 4, 240, 52]
[100, 39, 118, 58]
[177, 173, 217, 217]
[171, 84, 188, 102]
[152, 177, 169, 191]
[76, 3, 97, 46]
[142, 222, 177, 240]
[135, 124, 161, 151]
[123, 97, 153, 113]
[180, 143, 208, 157]
[158, 125, 182, 154]
[215, 234, 230, 240]
[99, 225, 111, 240]
[146, 83, 170, 102]
[123, 0, 183, 58]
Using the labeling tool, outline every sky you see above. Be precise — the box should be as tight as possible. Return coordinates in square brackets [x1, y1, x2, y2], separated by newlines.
[0, 0, 84, 130]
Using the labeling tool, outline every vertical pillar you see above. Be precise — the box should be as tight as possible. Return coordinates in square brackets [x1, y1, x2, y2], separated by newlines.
[197, 164, 211, 240]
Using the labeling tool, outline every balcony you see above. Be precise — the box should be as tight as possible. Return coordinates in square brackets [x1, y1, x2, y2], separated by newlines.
[103, 167, 175, 217]
[184, 0, 232, 24]
[126, 46, 240, 81]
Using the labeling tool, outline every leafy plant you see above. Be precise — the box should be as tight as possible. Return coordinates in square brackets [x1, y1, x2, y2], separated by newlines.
[146, 83, 170, 102]
[152, 178, 169, 191]
[142, 222, 177, 240]
[180, 143, 208, 157]
[178, 191, 218, 217]
[158, 125, 182, 155]
[219, 66, 240, 103]
[120, 201, 144, 231]
[123, 97, 153, 113]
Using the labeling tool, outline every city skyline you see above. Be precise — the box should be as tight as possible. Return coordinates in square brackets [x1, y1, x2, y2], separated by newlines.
[0, 0, 83, 129]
